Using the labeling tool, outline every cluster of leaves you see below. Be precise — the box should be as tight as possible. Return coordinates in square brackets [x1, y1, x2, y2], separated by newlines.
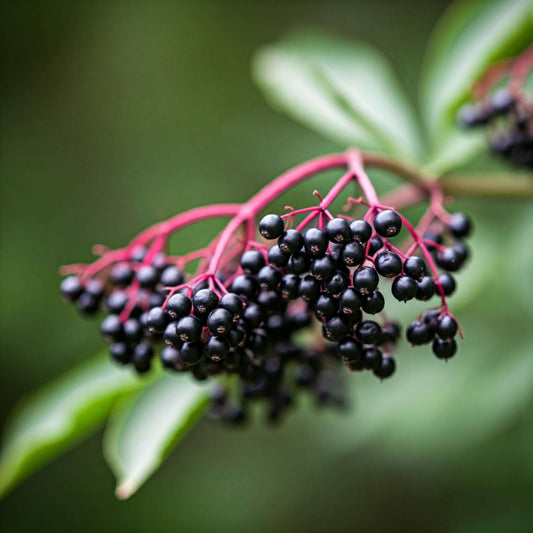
[1, 0, 532, 501]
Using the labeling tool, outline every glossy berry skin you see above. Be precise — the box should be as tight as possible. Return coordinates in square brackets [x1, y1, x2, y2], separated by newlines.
[373, 356, 395, 379]
[85, 279, 104, 299]
[339, 288, 362, 315]
[60, 276, 84, 302]
[160, 266, 184, 287]
[375, 251, 402, 278]
[436, 247, 462, 272]
[356, 320, 382, 344]
[240, 250, 266, 274]
[136, 265, 159, 289]
[207, 308, 233, 335]
[278, 229, 304, 255]
[304, 228, 328, 256]
[110, 264, 134, 287]
[123, 318, 142, 343]
[267, 245, 289, 268]
[363, 347, 382, 370]
[341, 242, 365, 267]
[323, 271, 350, 296]
[100, 315, 123, 342]
[160, 346, 181, 370]
[259, 214, 284, 240]
[362, 291, 385, 314]
[243, 303, 265, 328]
[193, 289, 220, 317]
[147, 307, 170, 333]
[373, 210, 402, 237]
[432, 338, 457, 359]
[77, 292, 99, 314]
[257, 266, 282, 290]
[311, 255, 337, 281]
[176, 315, 203, 343]
[132, 342, 154, 373]
[166, 293, 192, 319]
[391, 276, 417, 302]
[106, 291, 128, 314]
[299, 275, 321, 302]
[448, 213, 472, 238]
[325, 218, 352, 244]
[323, 316, 350, 341]
[436, 315, 458, 341]
[163, 322, 181, 347]
[219, 293, 244, 319]
[416, 276, 436, 301]
[353, 266, 379, 295]
[403, 256, 426, 280]
[406, 321, 430, 345]
[350, 220, 372, 243]
[110, 342, 131, 365]
[287, 253, 310, 275]
[206, 336, 230, 360]
[438, 273, 456, 296]
[179, 342, 204, 365]
[380, 322, 401, 345]
[338, 337, 363, 362]
[280, 274, 300, 299]
[314, 294, 338, 319]
[368, 236, 384, 256]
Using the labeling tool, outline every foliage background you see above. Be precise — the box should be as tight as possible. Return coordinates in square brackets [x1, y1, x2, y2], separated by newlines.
[1, 1, 532, 531]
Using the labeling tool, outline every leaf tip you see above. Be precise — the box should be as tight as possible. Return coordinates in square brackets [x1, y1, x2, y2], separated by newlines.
[115, 480, 136, 500]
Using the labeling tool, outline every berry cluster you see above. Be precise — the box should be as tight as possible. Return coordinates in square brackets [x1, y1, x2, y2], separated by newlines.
[60, 150, 471, 425]
[457, 46, 533, 169]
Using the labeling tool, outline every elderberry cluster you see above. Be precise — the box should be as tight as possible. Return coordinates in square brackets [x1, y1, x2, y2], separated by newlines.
[457, 88, 533, 168]
[60, 207, 472, 425]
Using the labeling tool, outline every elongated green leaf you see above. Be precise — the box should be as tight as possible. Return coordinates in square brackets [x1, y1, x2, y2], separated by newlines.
[0, 354, 143, 499]
[253, 29, 423, 161]
[421, 0, 533, 169]
[104, 375, 211, 499]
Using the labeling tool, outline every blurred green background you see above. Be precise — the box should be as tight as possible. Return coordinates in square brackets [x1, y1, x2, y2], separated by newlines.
[1, 1, 532, 531]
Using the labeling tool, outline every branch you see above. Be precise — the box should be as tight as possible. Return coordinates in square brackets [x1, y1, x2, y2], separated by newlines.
[440, 174, 533, 198]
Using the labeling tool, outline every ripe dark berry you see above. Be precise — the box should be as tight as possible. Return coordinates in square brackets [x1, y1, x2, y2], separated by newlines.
[110, 264, 134, 287]
[403, 256, 426, 280]
[436, 315, 458, 341]
[491, 88, 514, 114]
[100, 315, 123, 342]
[132, 342, 154, 373]
[350, 219, 372, 243]
[353, 266, 379, 295]
[240, 250, 266, 274]
[110, 342, 131, 365]
[323, 271, 350, 296]
[60, 276, 84, 302]
[278, 229, 304, 255]
[356, 320, 382, 344]
[136, 265, 159, 289]
[436, 247, 462, 272]
[267, 244, 289, 268]
[323, 316, 350, 341]
[375, 251, 402, 278]
[280, 273, 300, 299]
[373, 356, 395, 379]
[339, 288, 362, 315]
[193, 289, 219, 316]
[257, 266, 281, 290]
[179, 342, 204, 365]
[380, 321, 401, 345]
[391, 275, 417, 302]
[219, 293, 244, 319]
[368, 236, 384, 256]
[341, 241, 365, 266]
[314, 294, 338, 319]
[77, 292, 99, 314]
[287, 253, 310, 275]
[338, 337, 363, 362]
[363, 347, 382, 370]
[206, 336, 230, 361]
[130, 247, 147, 263]
[160, 266, 184, 287]
[257, 290, 281, 310]
[438, 273, 456, 296]
[259, 214, 284, 240]
[416, 276, 436, 301]
[123, 318, 142, 343]
[304, 228, 328, 256]
[166, 293, 192, 319]
[373, 210, 402, 237]
[243, 303, 265, 328]
[146, 307, 170, 333]
[230, 275, 259, 302]
[85, 279, 104, 299]
[406, 320, 430, 345]
[160, 346, 181, 369]
[311, 255, 337, 281]
[106, 291, 128, 314]
[207, 308, 233, 335]
[299, 275, 321, 302]
[448, 213, 472, 238]
[228, 326, 246, 348]
[432, 338, 457, 359]
[325, 217, 352, 244]
[176, 315, 203, 343]
[163, 322, 181, 347]
[148, 291, 165, 309]
[362, 291, 385, 314]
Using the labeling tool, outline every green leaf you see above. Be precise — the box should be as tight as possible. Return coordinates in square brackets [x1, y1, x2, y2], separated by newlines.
[253, 29, 423, 161]
[421, 0, 533, 167]
[0, 354, 143, 499]
[103, 375, 211, 499]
